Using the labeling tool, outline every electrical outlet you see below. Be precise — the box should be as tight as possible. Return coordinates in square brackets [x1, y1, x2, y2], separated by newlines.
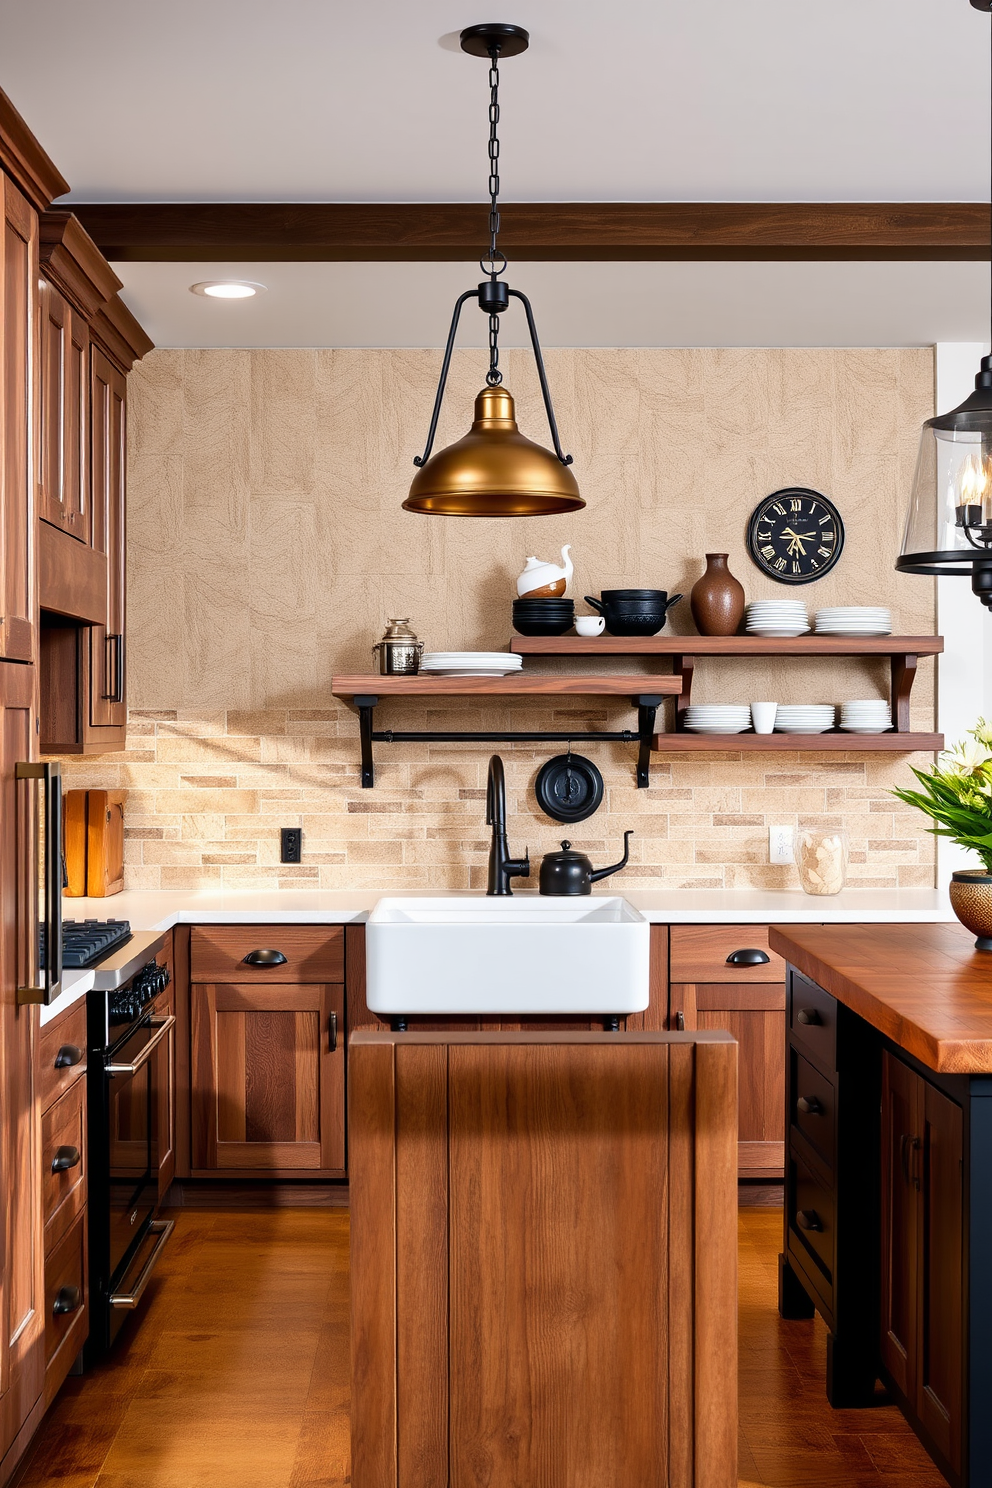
[768, 825, 795, 865]
[280, 827, 302, 864]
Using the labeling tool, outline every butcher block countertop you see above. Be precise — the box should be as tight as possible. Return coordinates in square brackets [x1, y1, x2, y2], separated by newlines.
[769, 921, 992, 1075]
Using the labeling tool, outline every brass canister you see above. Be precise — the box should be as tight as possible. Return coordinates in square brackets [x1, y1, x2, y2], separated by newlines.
[372, 618, 424, 676]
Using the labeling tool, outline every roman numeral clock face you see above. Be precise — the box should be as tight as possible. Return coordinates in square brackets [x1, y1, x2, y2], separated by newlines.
[746, 488, 844, 585]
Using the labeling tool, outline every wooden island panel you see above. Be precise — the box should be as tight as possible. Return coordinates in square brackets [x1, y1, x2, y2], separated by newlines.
[769, 921, 992, 1073]
[350, 1029, 738, 1488]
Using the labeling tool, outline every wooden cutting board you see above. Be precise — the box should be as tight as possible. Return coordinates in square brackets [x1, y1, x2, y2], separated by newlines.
[63, 789, 125, 896]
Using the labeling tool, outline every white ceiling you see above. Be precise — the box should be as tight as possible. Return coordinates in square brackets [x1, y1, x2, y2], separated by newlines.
[116, 258, 990, 349]
[0, 0, 988, 203]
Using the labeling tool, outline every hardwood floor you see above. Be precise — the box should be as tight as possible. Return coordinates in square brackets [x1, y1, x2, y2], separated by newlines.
[14, 1205, 947, 1487]
[739, 1210, 947, 1487]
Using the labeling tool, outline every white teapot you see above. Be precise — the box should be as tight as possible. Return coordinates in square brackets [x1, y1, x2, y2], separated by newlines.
[516, 545, 573, 599]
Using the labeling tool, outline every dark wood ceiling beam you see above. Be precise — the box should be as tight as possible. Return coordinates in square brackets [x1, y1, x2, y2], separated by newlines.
[68, 201, 990, 263]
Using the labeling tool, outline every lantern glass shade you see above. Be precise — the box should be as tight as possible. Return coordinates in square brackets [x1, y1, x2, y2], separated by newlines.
[898, 409, 992, 574]
[403, 387, 584, 518]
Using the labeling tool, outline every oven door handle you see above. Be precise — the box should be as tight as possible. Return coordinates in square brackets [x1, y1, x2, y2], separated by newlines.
[110, 1219, 174, 1309]
[105, 1014, 175, 1076]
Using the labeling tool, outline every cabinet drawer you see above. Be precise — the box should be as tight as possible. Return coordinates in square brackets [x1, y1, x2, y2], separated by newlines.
[42, 1080, 86, 1254]
[670, 925, 785, 984]
[790, 1151, 835, 1281]
[44, 1208, 87, 1402]
[191, 925, 344, 983]
[38, 1001, 87, 1113]
[792, 1051, 835, 1171]
[789, 974, 837, 1072]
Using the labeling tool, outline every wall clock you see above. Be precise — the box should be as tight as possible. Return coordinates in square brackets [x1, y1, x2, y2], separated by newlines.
[746, 487, 844, 585]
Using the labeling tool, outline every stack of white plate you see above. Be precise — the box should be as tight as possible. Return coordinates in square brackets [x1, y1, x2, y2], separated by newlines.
[775, 704, 836, 734]
[684, 704, 752, 734]
[814, 607, 891, 636]
[745, 600, 810, 637]
[420, 652, 523, 678]
[840, 699, 892, 734]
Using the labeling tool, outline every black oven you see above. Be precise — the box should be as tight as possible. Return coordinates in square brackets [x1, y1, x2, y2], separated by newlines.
[86, 946, 175, 1360]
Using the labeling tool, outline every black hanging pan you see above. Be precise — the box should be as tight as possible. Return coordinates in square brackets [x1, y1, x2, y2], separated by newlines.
[534, 750, 604, 824]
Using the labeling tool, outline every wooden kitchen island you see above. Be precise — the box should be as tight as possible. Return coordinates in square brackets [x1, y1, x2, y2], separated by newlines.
[769, 921, 992, 1488]
[348, 1029, 738, 1488]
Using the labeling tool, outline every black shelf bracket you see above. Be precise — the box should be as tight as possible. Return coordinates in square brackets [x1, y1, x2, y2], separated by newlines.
[352, 695, 664, 789]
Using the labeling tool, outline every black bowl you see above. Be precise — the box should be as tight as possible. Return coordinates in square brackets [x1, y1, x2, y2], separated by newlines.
[513, 615, 575, 636]
[604, 614, 667, 636]
[513, 597, 574, 607]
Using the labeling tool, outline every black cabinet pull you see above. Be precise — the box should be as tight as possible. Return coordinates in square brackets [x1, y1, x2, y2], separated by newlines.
[51, 1145, 80, 1174]
[675, 1011, 686, 1031]
[796, 1008, 821, 1026]
[53, 1285, 81, 1316]
[900, 1132, 922, 1189]
[329, 1011, 338, 1053]
[797, 1096, 822, 1115]
[796, 1209, 823, 1232]
[54, 1044, 83, 1069]
[726, 947, 770, 966]
[102, 633, 124, 704]
[242, 949, 288, 967]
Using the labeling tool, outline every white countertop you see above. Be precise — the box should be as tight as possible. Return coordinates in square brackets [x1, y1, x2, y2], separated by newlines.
[40, 968, 96, 1028]
[62, 885, 957, 931]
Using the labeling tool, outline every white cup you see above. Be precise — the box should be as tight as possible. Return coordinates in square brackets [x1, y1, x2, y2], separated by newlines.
[575, 614, 606, 637]
[750, 701, 778, 734]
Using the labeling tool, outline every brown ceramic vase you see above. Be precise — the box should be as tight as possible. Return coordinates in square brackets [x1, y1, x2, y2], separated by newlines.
[949, 870, 992, 951]
[689, 553, 746, 636]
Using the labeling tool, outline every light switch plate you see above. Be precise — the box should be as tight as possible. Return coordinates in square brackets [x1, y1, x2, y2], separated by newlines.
[768, 825, 795, 865]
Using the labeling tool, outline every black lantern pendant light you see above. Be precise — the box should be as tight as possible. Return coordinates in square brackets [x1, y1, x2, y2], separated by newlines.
[403, 23, 583, 517]
[897, 0, 992, 605]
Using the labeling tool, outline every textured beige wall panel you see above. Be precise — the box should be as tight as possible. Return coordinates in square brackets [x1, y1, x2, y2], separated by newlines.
[62, 347, 941, 891]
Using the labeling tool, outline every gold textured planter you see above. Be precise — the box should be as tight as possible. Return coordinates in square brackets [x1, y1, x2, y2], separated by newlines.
[949, 870, 992, 951]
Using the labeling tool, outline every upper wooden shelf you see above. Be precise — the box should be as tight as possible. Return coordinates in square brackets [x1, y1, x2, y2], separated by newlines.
[509, 635, 944, 656]
[331, 673, 681, 698]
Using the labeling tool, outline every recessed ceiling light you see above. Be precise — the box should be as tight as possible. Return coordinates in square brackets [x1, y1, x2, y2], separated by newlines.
[189, 280, 266, 299]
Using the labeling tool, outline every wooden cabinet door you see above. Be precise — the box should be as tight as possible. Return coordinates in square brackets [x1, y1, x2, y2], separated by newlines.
[191, 983, 345, 1176]
[919, 1080, 963, 1473]
[38, 281, 89, 543]
[673, 981, 784, 1177]
[0, 661, 44, 1456]
[0, 176, 38, 663]
[87, 345, 126, 733]
[880, 1050, 920, 1401]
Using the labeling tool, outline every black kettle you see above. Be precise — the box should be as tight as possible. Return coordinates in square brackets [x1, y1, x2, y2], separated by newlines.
[539, 830, 633, 896]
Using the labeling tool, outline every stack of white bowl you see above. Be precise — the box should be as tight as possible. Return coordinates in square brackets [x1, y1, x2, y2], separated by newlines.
[684, 704, 752, 734]
[814, 606, 891, 636]
[420, 652, 523, 677]
[745, 600, 810, 637]
[840, 699, 892, 733]
[775, 704, 836, 734]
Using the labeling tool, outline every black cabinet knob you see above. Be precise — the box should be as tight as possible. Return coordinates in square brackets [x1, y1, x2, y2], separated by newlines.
[51, 1145, 81, 1174]
[796, 1209, 823, 1232]
[242, 949, 288, 967]
[726, 948, 771, 966]
[796, 1096, 822, 1116]
[54, 1044, 83, 1069]
[53, 1285, 81, 1316]
[796, 1008, 821, 1026]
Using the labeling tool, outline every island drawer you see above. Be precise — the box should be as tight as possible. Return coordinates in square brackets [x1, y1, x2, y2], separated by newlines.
[670, 925, 786, 984]
[790, 1150, 834, 1281]
[788, 973, 837, 1072]
[191, 925, 344, 983]
[38, 1001, 88, 1113]
[791, 1051, 835, 1171]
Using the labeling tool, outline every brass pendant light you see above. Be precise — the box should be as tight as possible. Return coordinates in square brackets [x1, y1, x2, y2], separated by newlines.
[403, 22, 583, 518]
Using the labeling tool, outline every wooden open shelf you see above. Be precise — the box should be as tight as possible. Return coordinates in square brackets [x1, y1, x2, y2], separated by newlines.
[332, 673, 681, 698]
[650, 732, 944, 752]
[509, 635, 944, 656]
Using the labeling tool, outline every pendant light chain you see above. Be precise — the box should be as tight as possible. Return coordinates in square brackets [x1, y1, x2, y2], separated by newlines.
[485, 44, 506, 388]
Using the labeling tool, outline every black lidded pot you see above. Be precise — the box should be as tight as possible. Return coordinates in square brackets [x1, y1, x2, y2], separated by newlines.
[538, 831, 633, 896]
